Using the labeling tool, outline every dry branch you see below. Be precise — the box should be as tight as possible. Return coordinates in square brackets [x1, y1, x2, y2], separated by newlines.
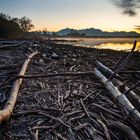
[93, 68, 140, 131]
[108, 121, 140, 140]
[0, 72, 95, 88]
[0, 51, 39, 123]
[16, 72, 95, 79]
[124, 81, 140, 95]
[96, 61, 140, 112]
[0, 41, 26, 50]
[108, 40, 137, 80]
[97, 118, 111, 140]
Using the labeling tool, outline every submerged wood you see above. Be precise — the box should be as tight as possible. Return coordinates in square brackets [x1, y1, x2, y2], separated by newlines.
[96, 61, 140, 112]
[0, 51, 38, 123]
[93, 68, 140, 131]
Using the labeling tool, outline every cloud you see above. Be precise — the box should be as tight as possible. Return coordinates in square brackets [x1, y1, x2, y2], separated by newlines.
[111, 0, 140, 16]
[123, 9, 137, 16]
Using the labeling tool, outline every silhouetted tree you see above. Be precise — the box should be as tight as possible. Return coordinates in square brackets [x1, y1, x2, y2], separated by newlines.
[0, 13, 11, 20]
[0, 16, 23, 38]
[11, 18, 19, 24]
[42, 28, 47, 34]
[19, 16, 34, 32]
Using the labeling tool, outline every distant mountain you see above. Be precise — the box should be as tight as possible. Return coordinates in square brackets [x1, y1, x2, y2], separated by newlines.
[56, 28, 77, 36]
[56, 28, 140, 37]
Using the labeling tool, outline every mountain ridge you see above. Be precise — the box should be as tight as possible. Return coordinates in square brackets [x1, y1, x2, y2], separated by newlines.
[56, 28, 140, 37]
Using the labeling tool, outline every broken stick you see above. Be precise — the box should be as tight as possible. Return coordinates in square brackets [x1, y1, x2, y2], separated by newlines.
[93, 68, 140, 131]
[0, 51, 39, 123]
[96, 61, 140, 112]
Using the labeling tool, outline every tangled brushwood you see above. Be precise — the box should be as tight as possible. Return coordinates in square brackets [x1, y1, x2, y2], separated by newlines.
[0, 39, 140, 140]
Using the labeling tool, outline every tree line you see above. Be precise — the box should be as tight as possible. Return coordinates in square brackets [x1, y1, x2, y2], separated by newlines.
[0, 13, 34, 38]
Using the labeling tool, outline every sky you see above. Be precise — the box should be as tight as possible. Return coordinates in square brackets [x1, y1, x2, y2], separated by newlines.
[0, 0, 140, 32]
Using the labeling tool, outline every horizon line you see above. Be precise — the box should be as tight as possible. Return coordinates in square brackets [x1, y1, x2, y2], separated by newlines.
[32, 27, 140, 33]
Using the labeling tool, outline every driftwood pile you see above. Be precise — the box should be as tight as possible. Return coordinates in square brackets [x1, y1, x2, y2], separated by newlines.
[0, 39, 140, 140]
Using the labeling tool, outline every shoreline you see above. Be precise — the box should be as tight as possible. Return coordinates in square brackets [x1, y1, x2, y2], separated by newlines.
[48, 37, 140, 51]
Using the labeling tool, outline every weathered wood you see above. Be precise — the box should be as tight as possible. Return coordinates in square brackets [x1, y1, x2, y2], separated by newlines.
[96, 61, 140, 112]
[108, 40, 137, 80]
[93, 68, 140, 131]
[0, 41, 26, 49]
[97, 118, 111, 140]
[0, 72, 95, 88]
[124, 81, 140, 95]
[16, 72, 95, 79]
[96, 61, 121, 79]
[90, 103, 123, 119]
[108, 121, 140, 140]
[0, 51, 39, 123]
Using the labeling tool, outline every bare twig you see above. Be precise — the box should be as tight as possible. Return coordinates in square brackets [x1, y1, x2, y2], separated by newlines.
[108, 41, 137, 81]
[80, 98, 90, 118]
[124, 81, 140, 95]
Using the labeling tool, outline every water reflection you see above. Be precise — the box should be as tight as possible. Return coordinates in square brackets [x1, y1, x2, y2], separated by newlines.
[95, 42, 140, 51]
[53, 38, 140, 51]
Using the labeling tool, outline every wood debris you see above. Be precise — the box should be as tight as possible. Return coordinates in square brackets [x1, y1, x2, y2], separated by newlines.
[0, 39, 140, 140]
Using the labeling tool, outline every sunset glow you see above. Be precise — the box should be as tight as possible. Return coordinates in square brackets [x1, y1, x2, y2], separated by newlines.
[1, 0, 140, 32]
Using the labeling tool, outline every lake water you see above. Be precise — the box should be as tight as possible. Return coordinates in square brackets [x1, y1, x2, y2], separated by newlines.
[53, 37, 140, 51]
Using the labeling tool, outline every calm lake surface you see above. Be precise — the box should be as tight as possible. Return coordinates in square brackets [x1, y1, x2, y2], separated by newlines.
[53, 37, 140, 51]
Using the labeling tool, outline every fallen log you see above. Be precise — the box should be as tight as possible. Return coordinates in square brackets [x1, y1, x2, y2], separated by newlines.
[0, 41, 26, 50]
[96, 61, 140, 112]
[108, 121, 140, 140]
[0, 51, 39, 123]
[93, 68, 140, 131]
